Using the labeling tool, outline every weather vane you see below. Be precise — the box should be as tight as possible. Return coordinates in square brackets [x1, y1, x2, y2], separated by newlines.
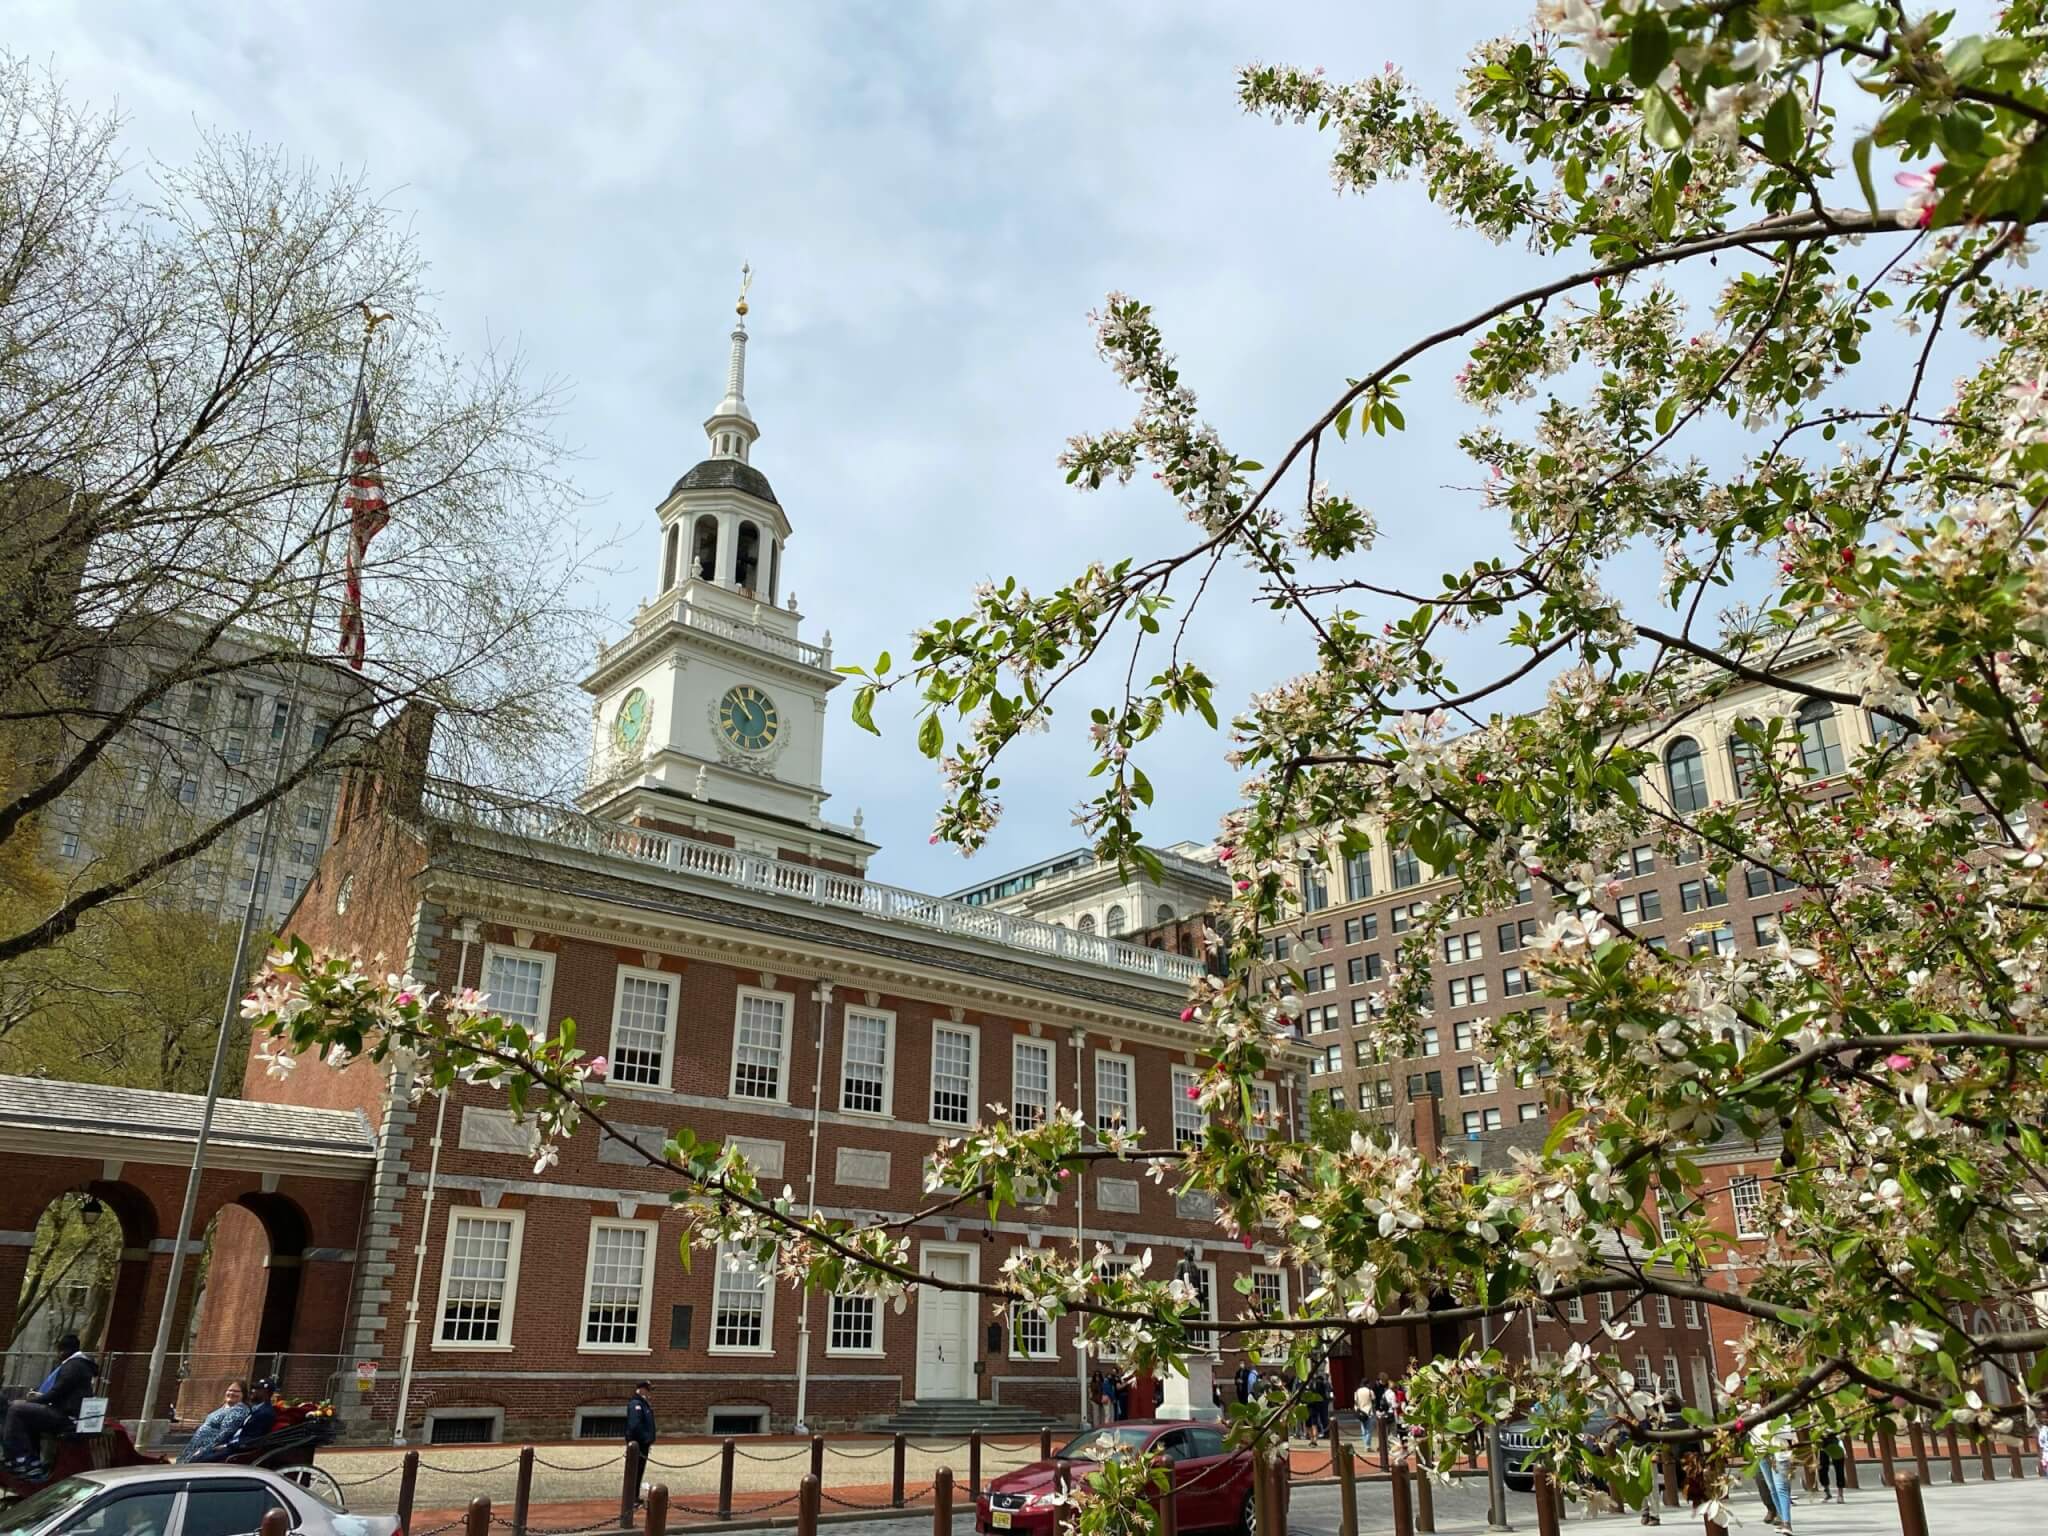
[736, 262, 753, 318]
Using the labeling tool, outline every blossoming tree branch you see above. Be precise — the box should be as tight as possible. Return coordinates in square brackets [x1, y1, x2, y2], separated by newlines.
[249, 3, 2048, 1527]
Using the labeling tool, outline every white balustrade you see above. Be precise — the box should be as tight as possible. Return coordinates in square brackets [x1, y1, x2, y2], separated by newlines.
[421, 784, 1202, 985]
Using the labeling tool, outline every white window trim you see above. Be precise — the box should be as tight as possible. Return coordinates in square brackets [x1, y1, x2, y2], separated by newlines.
[1008, 1301, 1058, 1361]
[928, 1019, 980, 1130]
[1094, 1049, 1137, 1131]
[1248, 1079, 1276, 1140]
[728, 985, 796, 1105]
[432, 1206, 526, 1352]
[708, 1240, 777, 1357]
[1170, 1066, 1208, 1148]
[425, 1407, 504, 1444]
[481, 943, 556, 1033]
[609, 965, 679, 1092]
[1191, 1260, 1220, 1357]
[824, 1289, 886, 1358]
[577, 1216, 658, 1354]
[839, 1006, 897, 1118]
[1012, 1036, 1056, 1129]
[1249, 1266, 1290, 1313]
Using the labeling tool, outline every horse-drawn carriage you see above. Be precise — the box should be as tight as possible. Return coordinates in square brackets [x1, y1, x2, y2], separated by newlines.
[0, 1402, 343, 1511]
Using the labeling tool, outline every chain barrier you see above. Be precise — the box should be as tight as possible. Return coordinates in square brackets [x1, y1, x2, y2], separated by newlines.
[416, 1456, 529, 1476]
[328, 1466, 402, 1488]
[909, 1438, 969, 1453]
[824, 1442, 898, 1460]
[817, 1488, 897, 1511]
[530, 1453, 627, 1473]
[638, 1450, 721, 1472]
[729, 1445, 812, 1464]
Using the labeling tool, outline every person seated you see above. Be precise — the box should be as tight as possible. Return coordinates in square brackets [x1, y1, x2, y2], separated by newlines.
[178, 1380, 250, 1464]
[3, 1334, 98, 1480]
[196, 1379, 276, 1462]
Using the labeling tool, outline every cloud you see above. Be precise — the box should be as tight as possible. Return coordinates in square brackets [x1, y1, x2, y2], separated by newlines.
[13, 1, 1536, 891]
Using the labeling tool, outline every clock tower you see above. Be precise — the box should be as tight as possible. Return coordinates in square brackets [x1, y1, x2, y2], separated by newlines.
[580, 271, 874, 871]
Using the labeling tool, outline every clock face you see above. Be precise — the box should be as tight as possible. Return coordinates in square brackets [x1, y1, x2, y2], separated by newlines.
[613, 687, 651, 751]
[718, 684, 780, 753]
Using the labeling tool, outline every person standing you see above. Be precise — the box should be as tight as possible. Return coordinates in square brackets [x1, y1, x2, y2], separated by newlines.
[624, 1380, 657, 1490]
[1816, 1429, 1846, 1503]
[1304, 1369, 1330, 1444]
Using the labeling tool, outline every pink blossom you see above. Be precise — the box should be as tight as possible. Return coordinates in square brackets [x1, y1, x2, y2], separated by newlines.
[1186, 1083, 1201, 1100]
[588, 1056, 609, 1077]
[1886, 1054, 1914, 1072]
[1180, 1006, 1196, 1023]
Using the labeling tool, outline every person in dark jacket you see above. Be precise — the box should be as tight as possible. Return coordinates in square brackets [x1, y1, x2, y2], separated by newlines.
[624, 1381, 657, 1460]
[3, 1334, 98, 1477]
[200, 1379, 277, 1462]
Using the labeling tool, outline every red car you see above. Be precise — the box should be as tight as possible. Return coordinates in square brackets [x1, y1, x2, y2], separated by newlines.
[976, 1422, 1285, 1536]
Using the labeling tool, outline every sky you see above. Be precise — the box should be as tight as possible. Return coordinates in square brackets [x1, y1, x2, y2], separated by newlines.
[5, 2, 1916, 895]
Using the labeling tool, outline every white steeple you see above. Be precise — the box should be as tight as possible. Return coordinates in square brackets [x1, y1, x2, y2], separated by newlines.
[705, 264, 759, 463]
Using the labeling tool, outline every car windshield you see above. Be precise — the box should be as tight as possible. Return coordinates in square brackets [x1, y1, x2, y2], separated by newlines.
[0, 1479, 102, 1534]
[1055, 1427, 1155, 1460]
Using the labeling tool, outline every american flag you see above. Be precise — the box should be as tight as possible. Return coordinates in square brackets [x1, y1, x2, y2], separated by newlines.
[337, 380, 390, 671]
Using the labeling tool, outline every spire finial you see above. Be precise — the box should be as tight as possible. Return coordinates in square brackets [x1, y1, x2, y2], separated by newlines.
[707, 263, 758, 460]
[736, 261, 753, 319]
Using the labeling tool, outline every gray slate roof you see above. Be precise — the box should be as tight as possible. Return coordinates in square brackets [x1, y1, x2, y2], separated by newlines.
[0, 1075, 375, 1159]
[666, 458, 779, 507]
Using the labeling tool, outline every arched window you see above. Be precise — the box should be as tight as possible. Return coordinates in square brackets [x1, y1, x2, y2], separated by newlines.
[1105, 904, 1127, 936]
[1156, 903, 1175, 924]
[1077, 914, 1097, 935]
[1664, 736, 1708, 813]
[1727, 719, 1764, 798]
[1796, 700, 1844, 776]
[734, 521, 760, 592]
[662, 525, 679, 592]
[692, 515, 718, 581]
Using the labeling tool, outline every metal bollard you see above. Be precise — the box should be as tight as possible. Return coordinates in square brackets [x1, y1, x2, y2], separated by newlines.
[1878, 1425, 1898, 1487]
[1843, 1437, 1859, 1491]
[512, 1445, 534, 1536]
[1945, 1425, 1965, 1484]
[893, 1432, 908, 1509]
[811, 1433, 824, 1485]
[718, 1437, 736, 1522]
[1156, 1466, 1180, 1536]
[970, 1430, 982, 1499]
[1041, 1426, 1054, 1461]
[1909, 1420, 1930, 1484]
[2009, 1434, 2027, 1478]
[1338, 1441, 1360, 1536]
[396, 1449, 420, 1536]
[932, 1467, 953, 1536]
[1533, 1472, 1560, 1536]
[1414, 1455, 1436, 1533]
[260, 1513, 287, 1536]
[642, 1485, 668, 1536]
[465, 1498, 491, 1536]
[1978, 1433, 1996, 1480]
[1391, 1460, 1416, 1536]
[1253, 1451, 1276, 1536]
[1893, 1471, 1929, 1536]
[797, 1473, 820, 1536]
[1662, 1446, 1681, 1507]
[620, 1443, 645, 1529]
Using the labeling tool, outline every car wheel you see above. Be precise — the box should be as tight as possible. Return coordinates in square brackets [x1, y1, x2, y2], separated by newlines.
[1237, 1493, 1256, 1536]
[1505, 1476, 1533, 1493]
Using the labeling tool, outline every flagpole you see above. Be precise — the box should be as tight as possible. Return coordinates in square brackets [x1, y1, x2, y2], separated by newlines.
[137, 313, 384, 1443]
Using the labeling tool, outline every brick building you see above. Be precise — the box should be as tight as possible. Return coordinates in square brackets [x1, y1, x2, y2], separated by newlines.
[223, 300, 1313, 1444]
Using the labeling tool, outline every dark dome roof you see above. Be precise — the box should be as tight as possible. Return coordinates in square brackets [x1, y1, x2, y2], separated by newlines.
[666, 457, 779, 507]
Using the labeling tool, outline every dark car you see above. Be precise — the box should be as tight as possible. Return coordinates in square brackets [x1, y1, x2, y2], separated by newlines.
[1497, 1412, 1618, 1492]
[976, 1422, 1286, 1536]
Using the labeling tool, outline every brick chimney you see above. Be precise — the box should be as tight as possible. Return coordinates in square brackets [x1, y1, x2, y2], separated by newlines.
[1411, 1091, 1443, 1162]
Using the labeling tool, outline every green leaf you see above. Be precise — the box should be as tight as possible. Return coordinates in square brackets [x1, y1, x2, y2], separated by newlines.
[1762, 90, 1804, 162]
[1335, 404, 1354, 439]
[1853, 135, 1879, 214]
[876, 650, 891, 675]
[1642, 87, 1691, 149]
[1629, 15, 1672, 86]
[1655, 396, 1679, 436]
[1563, 157, 1586, 201]
[916, 711, 943, 759]
[850, 686, 880, 737]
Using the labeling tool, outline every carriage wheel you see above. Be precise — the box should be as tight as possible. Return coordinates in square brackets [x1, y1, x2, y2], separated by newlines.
[276, 1464, 346, 1511]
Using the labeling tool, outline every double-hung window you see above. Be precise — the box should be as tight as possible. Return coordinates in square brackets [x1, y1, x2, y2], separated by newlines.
[1094, 1052, 1135, 1130]
[840, 1008, 894, 1116]
[1250, 1269, 1288, 1313]
[609, 967, 678, 1089]
[1729, 1174, 1766, 1238]
[580, 1220, 655, 1350]
[828, 1291, 881, 1355]
[1345, 850, 1374, 901]
[1171, 1067, 1207, 1149]
[1012, 1038, 1053, 1130]
[1247, 1079, 1276, 1140]
[436, 1210, 524, 1347]
[711, 1242, 772, 1352]
[1009, 1303, 1055, 1360]
[1391, 845, 1422, 889]
[930, 1024, 977, 1127]
[730, 989, 792, 1102]
[482, 944, 554, 1032]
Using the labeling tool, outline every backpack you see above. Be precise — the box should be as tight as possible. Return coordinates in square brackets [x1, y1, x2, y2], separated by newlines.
[1234, 1365, 1251, 1400]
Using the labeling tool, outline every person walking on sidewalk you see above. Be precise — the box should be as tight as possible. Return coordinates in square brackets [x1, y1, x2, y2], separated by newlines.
[624, 1380, 657, 1504]
[1816, 1428, 1847, 1503]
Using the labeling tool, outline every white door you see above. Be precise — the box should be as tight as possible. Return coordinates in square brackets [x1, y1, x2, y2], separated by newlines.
[916, 1249, 974, 1399]
[1690, 1356, 1713, 1409]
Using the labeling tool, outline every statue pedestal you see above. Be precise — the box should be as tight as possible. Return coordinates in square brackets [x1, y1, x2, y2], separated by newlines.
[1157, 1354, 1222, 1421]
